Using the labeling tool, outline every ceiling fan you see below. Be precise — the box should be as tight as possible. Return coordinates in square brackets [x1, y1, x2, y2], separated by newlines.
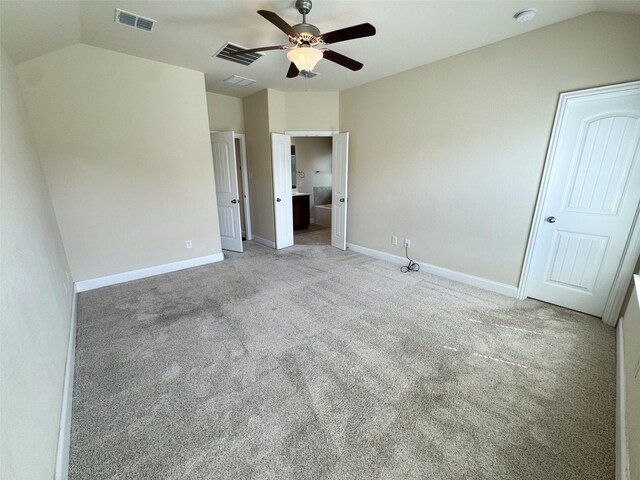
[230, 0, 376, 78]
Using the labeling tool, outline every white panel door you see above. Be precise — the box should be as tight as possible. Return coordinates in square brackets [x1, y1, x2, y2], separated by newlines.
[271, 133, 293, 249]
[526, 84, 640, 316]
[211, 131, 243, 253]
[332, 133, 349, 250]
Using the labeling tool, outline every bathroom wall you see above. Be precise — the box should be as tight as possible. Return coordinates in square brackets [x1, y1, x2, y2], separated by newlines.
[291, 137, 332, 217]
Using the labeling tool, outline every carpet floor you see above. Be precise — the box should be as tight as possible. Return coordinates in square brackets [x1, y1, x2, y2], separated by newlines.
[69, 241, 615, 479]
[294, 224, 331, 246]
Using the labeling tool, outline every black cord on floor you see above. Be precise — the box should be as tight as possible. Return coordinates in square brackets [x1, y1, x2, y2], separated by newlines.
[401, 245, 420, 273]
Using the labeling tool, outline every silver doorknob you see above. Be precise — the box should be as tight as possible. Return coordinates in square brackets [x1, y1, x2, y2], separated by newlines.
[231, 199, 237, 204]
[276, 198, 281, 202]
[546, 216, 556, 223]
[339, 198, 345, 202]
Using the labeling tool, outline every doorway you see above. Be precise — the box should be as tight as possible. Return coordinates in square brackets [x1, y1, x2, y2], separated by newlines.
[234, 135, 251, 241]
[271, 131, 349, 251]
[291, 136, 333, 246]
[519, 81, 640, 325]
[210, 131, 251, 253]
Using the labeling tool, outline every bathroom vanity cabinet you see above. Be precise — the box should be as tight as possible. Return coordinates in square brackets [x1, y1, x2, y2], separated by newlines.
[292, 193, 310, 230]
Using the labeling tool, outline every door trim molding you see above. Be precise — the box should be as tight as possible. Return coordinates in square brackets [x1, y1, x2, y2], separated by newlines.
[517, 80, 640, 326]
[284, 130, 338, 137]
[616, 316, 630, 480]
[234, 133, 252, 241]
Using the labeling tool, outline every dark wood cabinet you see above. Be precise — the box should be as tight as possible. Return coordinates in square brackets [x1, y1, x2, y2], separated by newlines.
[292, 194, 310, 230]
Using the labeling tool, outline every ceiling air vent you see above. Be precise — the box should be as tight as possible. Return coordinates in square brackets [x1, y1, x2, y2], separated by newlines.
[214, 43, 264, 66]
[115, 8, 156, 32]
[224, 75, 256, 87]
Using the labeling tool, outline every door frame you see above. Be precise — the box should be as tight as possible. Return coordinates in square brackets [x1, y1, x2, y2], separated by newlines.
[210, 131, 243, 252]
[234, 133, 252, 241]
[283, 130, 345, 248]
[517, 81, 640, 326]
[211, 131, 251, 242]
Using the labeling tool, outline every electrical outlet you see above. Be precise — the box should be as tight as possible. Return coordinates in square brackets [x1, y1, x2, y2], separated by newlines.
[404, 239, 411, 248]
[391, 236, 398, 245]
[185, 240, 192, 249]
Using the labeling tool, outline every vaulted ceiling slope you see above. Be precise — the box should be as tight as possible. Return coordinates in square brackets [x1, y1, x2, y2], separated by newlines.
[1, 1, 639, 98]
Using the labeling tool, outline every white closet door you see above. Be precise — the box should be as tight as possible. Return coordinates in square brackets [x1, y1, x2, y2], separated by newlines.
[211, 131, 243, 252]
[331, 133, 349, 250]
[525, 84, 640, 316]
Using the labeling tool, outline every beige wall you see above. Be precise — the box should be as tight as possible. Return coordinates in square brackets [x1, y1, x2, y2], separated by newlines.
[17, 44, 221, 281]
[243, 89, 275, 243]
[268, 88, 287, 133]
[340, 12, 640, 286]
[285, 92, 339, 131]
[1, 49, 73, 480]
[623, 276, 640, 480]
[206, 91, 245, 133]
[241, 89, 340, 244]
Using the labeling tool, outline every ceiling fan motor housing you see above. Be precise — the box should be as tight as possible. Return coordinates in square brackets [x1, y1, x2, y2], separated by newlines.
[291, 24, 321, 46]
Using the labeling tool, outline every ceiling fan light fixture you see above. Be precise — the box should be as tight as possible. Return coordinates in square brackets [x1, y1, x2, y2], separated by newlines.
[287, 47, 323, 72]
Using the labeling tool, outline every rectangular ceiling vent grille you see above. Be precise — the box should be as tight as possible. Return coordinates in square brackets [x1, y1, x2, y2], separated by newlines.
[224, 75, 256, 87]
[115, 8, 156, 32]
[214, 43, 265, 66]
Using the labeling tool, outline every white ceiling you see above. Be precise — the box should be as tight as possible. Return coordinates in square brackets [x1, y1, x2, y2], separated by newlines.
[2, 1, 639, 98]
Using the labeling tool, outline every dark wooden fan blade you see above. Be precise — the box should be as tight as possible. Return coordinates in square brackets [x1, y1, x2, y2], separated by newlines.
[258, 10, 299, 38]
[322, 50, 363, 71]
[286, 62, 300, 78]
[318, 23, 376, 45]
[228, 45, 288, 55]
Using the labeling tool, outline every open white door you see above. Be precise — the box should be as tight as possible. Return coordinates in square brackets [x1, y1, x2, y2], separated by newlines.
[331, 133, 349, 250]
[524, 82, 640, 317]
[271, 133, 294, 249]
[211, 131, 243, 252]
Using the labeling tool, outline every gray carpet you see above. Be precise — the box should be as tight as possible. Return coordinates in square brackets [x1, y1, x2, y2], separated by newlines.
[69, 241, 615, 479]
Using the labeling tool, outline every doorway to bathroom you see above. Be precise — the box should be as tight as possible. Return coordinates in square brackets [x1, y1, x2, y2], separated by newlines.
[291, 136, 332, 246]
[271, 131, 349, 250]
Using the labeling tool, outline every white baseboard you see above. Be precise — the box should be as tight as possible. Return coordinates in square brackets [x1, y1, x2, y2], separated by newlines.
[616, 316, 630, 480]
[75, 253, 224, 292]
[55, 285, 78, 480]
[251, 235, 276, 249]
[346, 242, 518, 298]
